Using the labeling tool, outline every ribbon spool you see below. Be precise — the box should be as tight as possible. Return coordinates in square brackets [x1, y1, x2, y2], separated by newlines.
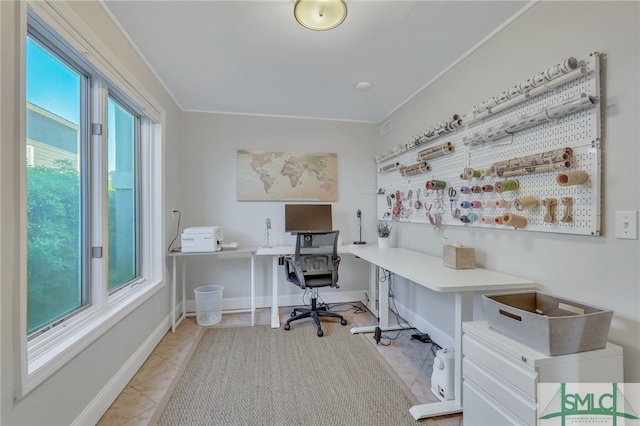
[471, 186, 482, 194]
[460, 186, 471, 194]
[482, 200, 493, 208]
[495, 199, 510, 208]
[470, 201, 482, 209]
[503, 213, 527, 228]
[463, 168, 481, 179]
[495, 180, 519, 193]
[494, 216, 504, 225]
[556, 170, 589, 186]
[467, 213, 478, 222]
[481, 216, 495, 224]
[460, 215, 471, 224]
[430, 180, 447, 190]
[482, 184, 494, 193]
[460, 201, 472, 209]
[479, 168, 492, 178]
[514, 196, 538, 211]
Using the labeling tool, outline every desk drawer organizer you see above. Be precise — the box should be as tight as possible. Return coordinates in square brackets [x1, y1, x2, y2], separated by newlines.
[482, 291, 613, 355]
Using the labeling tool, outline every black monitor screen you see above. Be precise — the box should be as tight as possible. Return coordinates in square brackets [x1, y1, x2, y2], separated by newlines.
[284, 204, 332, 233]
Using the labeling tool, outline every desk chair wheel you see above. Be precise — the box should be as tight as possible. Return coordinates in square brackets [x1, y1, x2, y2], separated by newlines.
[317, 329, 323, 337]
[340, 319, 347, 326]
[284, 324, 290, 331]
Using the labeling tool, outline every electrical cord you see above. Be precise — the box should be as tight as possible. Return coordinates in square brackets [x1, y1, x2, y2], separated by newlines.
[167, 210, 182, 252]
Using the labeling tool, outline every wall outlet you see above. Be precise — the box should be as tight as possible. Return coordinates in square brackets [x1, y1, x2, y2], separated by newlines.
[615, 211, 637, 239]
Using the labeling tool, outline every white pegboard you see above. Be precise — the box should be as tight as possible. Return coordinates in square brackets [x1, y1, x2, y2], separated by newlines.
[376, 52, 602, 236]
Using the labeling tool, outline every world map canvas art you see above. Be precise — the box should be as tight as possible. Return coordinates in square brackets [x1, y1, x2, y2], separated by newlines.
[237, 150, 338, 201]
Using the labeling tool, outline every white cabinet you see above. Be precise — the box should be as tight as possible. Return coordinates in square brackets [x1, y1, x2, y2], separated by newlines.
[462, 321, 623, 426]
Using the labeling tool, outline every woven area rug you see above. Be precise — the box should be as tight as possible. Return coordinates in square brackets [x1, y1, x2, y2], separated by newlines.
[158, 322, 422, 425]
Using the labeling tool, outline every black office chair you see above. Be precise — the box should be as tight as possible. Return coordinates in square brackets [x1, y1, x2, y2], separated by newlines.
[283, 230, 347, 337]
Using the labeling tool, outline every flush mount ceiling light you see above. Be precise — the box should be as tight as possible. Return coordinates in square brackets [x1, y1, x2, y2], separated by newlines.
[294, 0, 347, 31]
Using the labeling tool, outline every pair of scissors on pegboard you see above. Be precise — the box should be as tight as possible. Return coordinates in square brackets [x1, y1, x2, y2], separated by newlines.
[448, 187, 460, 219]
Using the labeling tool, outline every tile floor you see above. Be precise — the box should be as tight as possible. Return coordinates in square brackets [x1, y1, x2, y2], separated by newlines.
[97, 304, 463, 425]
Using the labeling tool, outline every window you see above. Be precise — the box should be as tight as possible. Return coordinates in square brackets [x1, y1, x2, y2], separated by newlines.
[107, 97, 140, 293]
[19, 3, 164, 397]
[26, 35, 88, 335]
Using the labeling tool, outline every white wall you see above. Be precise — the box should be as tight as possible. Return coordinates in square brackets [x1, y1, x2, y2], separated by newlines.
[0, 2, 182, 424]
[179, 112, 377, 308]
[377, 1, 640, 382]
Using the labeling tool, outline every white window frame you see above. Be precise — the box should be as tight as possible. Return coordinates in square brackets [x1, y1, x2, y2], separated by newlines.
[17, 1, 165, 398]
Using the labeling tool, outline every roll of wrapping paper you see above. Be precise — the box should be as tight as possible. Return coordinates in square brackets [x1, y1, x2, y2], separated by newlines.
[417, 141, 454, 161]
[491, 148, 572, 175]
[496, 161, 571, 178]
[556, 170, 589, 186]
[494, 180, 519, 193]
[400, 161, 430, 176]
[503, 213, 527, 229]
[495, 199, 510, 208]
[514, 196, 538, 211]
[494, 216, 505, 225]
[481, 216, 495, 224]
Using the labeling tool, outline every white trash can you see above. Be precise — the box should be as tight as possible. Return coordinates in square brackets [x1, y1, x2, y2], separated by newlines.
[194, 285, 224, 326]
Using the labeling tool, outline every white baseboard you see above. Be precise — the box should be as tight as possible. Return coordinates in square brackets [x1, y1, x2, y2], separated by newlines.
[72, 316, 171, 426]
[183, 291, 367, 314]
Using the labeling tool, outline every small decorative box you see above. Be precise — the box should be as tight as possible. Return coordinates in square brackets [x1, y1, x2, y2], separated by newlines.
[443, 244, 475, 269]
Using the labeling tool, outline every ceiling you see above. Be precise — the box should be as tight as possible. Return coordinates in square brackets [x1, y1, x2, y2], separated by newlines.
[102, 1, 531, 123]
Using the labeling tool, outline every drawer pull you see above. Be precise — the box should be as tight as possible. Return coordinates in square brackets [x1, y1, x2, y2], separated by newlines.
[499, 309, 522, 321]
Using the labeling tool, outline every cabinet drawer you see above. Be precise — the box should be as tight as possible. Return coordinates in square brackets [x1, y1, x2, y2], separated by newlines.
[464, 332, 538, 398]
[463, 357, 537, 424]
[463, 379, 528, 426]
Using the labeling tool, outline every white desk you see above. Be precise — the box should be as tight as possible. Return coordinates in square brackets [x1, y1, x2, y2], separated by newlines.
[347, 245, 536, 421]
[255, 245, 352, 328]
[168, 248, 255, 332]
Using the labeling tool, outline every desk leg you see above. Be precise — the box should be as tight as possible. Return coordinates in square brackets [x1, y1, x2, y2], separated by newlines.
[409, 292, 471, 420]
[171, 256, 186, 333]
[351, 265, 408, 334]
[271, 256, 280, 328]
[171, 257, 177, 333]
[251, 253, 256, 326]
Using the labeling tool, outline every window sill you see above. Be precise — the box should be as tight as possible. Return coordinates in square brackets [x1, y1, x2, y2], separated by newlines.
[20, 279, 164, 398]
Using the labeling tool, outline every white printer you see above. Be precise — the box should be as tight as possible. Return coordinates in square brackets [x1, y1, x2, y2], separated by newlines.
[181, 226, 223, 253]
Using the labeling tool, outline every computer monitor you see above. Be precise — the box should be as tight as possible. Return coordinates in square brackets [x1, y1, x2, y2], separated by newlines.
[284, 204, 333, 233]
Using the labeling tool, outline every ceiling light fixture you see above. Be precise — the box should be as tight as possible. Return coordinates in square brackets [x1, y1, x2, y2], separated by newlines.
[294, 0, 347, 31]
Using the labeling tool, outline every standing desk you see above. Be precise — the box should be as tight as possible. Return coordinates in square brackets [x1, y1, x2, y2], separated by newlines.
[168, 248, 256, 332]
[347, 244, 536, 420]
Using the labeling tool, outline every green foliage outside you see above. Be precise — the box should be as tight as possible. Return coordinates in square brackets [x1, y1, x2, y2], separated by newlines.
[27, 160, 81, 334]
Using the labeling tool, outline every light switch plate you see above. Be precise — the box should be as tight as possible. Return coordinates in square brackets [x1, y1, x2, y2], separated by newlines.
[615, 211, 638, 239]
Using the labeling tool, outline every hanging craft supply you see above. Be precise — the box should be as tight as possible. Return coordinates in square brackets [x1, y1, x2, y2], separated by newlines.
[561, 197, 574, 223]
[503, 213, 528, 229]
[542, 198, 558, 223]
[556, 170, 589, 186]
[481, 216, 495, 224]
[514, 196, 538, 211]
[494, 180, 519, 193]
[495, 199, 511, 208]
[494, 216, 505, 225]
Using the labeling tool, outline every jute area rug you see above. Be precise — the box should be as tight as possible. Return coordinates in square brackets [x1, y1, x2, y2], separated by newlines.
[158, 321, 423, 425]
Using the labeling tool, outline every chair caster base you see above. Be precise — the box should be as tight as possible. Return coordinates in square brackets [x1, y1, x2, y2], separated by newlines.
[340, 319, 347, 326]
[284, 324, 290, 330]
